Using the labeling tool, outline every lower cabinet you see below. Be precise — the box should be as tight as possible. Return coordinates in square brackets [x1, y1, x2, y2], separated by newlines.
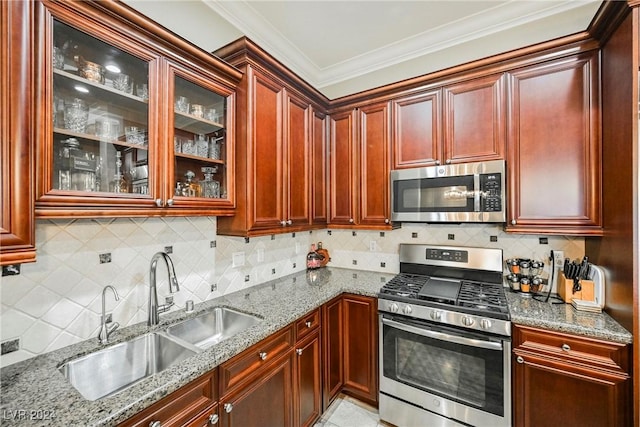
[342, 294, 378, 406]
[121, 295, 379, 427]
[512, 325, 631, 426]
[219, 353, 295, 427]
[119, 370, 217, 427]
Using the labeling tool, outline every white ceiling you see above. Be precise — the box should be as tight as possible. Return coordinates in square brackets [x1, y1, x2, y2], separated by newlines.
[124, 0, 603, 99]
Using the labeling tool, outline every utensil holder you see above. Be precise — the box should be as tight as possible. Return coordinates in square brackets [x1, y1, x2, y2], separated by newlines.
[557, 272, 595, 303]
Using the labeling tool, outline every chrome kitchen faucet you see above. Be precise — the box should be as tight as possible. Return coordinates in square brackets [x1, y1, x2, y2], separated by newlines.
[98, 285, 120, 344]
[148, 251, 180, 326]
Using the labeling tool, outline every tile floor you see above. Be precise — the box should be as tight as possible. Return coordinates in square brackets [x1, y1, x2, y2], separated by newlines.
[315, 395, 386, 427]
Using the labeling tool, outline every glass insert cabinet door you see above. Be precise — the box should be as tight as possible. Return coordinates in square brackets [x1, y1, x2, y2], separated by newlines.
[172, 74, 228, 202]
[51, 19, 152, 199]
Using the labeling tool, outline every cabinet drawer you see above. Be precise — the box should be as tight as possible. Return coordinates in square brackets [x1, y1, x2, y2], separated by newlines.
[295, 308, 320, 341]
[220, 326, 294, 394]
[120, 370, 217, 427]
[513, 325, 630, 374]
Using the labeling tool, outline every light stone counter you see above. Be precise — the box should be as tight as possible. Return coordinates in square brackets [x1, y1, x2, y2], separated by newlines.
[0, 268, 392, 427]
[1, 268, 632, 426]
[506, 291, 633, 344]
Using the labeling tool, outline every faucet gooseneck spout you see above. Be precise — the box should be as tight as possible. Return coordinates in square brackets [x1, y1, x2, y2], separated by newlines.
[98, 285, 120, 344]
[148, 251, 180, 326]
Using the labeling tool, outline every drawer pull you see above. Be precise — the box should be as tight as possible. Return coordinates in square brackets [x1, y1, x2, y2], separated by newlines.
[259, 351, 268, 361]
[296, 348, 303, 356]
[208, 413, 219, 425]
[224, 403, 233, 413]
[561, 344, 571, 352]
[305, 321, 312, 328]
[516, 356, 524, 364]
[149, 421, 162, 427]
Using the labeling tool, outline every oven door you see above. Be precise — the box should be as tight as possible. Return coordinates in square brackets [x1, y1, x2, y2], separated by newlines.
[379, 314, 511, 427]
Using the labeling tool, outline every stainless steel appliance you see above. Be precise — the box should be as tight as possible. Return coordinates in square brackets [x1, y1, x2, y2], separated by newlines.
[390, 160, 505, 223]
[378, 244, 511, 427]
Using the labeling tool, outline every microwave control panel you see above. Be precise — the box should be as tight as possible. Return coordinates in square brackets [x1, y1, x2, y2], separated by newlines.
[480, 173, 502, 212]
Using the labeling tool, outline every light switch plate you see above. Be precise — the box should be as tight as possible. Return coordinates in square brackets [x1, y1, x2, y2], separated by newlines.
[232, 252, 245, 267]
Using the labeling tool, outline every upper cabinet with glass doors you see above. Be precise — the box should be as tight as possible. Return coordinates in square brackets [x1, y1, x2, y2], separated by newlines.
[34, 1, 241, 217]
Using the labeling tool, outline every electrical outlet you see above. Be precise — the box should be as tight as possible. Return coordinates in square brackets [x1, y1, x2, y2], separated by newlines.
[553, 250, 565, 268]
[257, 248, 264, 262]
[369, 240, 377, 252]
[232, 252, 245, 267]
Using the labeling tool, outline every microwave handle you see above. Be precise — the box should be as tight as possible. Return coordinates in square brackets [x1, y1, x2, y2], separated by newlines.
[474, 174, 481, 212]
[382, 317, 503, 351]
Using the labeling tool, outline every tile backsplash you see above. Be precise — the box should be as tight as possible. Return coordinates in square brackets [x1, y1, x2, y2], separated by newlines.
[0, 217, 584, 366]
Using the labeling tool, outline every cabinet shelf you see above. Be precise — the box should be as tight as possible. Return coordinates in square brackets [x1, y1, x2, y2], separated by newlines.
[174, 152, 224, 165]
[54, 128, 149, 151]
[174, 110, 223, 134]
[54, 69, 148, 106]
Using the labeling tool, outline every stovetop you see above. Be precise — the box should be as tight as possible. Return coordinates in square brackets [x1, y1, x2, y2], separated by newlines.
[379, 272, 510, 320]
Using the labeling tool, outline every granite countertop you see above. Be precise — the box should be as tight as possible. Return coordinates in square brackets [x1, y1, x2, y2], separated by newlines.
[506, 291, 633, 344]
[1, 268, 632, 426]
[0, 268, 392, 427]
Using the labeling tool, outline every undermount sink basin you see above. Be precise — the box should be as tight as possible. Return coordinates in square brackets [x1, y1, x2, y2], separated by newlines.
[59, 332, 196, 401]
[165, 307, 262, 350]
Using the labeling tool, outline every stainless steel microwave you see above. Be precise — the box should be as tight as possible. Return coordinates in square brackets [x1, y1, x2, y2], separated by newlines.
[390, 160, 506, 223]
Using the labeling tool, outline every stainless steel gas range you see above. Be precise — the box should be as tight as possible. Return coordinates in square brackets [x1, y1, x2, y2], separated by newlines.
[378, 244, 511, 427]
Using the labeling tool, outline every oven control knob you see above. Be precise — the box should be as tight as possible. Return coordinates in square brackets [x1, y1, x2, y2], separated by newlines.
[430, 311, 442, 321]
[403, 305, 412, 315]
[389, 303, 399, 313]
[461, 316, 475, 327]
[480, 319, 492, 330]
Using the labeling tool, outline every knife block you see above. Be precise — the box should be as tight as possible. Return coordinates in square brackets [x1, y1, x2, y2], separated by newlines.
[558, 272, 595, 303]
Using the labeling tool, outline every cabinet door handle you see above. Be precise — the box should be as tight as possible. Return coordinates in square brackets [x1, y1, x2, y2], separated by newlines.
[149, 421, 162, 427]
[259, 351, 268, 360]
[435, 160, 441, 165]
[511, 219, 517, 225]
[280, 220, 286, 226]
[155, 199, 163, 207]
[208, 413, 219, 425]
[296, 348, 303, 356]
[286, 219, 292, 225]
[384, 218, 390, 224]
[349, 218, 354, 223]
[561, 344, 571, 352]
[224, 403, 233, 413]
[305, 321, 312, 328]
[445, 159, 451, 164]
[516, 356, 524, 364]
[166, 198, 174, 206]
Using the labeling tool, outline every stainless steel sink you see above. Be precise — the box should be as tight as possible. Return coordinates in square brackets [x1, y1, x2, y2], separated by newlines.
[165, 307, 262, 350]
[59, 332, 196, 401]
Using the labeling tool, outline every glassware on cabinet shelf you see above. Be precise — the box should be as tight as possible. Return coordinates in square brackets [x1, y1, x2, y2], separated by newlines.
[56, 137, 97, 192]
[63, 98, 89, 133]
[110, 151, 129, 193]
[195, 134, 208, 158]
[209, 136, 222, 160]
[175, 96, 189, 114]
[201, 167, 220, 198]
[183, 170, 201, 197]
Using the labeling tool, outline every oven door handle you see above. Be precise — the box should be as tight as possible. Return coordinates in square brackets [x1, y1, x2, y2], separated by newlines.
[382, 317, 503, 351]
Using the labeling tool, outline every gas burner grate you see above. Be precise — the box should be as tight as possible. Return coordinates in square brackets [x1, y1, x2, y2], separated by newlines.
[457, 281, 508, 312]
[379, 274, 429, 298]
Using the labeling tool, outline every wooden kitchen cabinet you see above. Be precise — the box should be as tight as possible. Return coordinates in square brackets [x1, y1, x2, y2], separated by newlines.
[215, 38, 328, 237]
[512, 325, 631, 427]
[294, 309, 322, 427]
[322, 294, 378, 408]
[322, 295, 344, 409]
[311, 109, 329, 226]
[342, 294, 378, 406]
[329, 102, 394, 228]
[32, 0, 240, 218]
[1, 1, 36, 266]
[391, 74, 505, 169]
[119, 370, 218, 427]
[219, 353, 294, 427]
[505, 51, 602, 235]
